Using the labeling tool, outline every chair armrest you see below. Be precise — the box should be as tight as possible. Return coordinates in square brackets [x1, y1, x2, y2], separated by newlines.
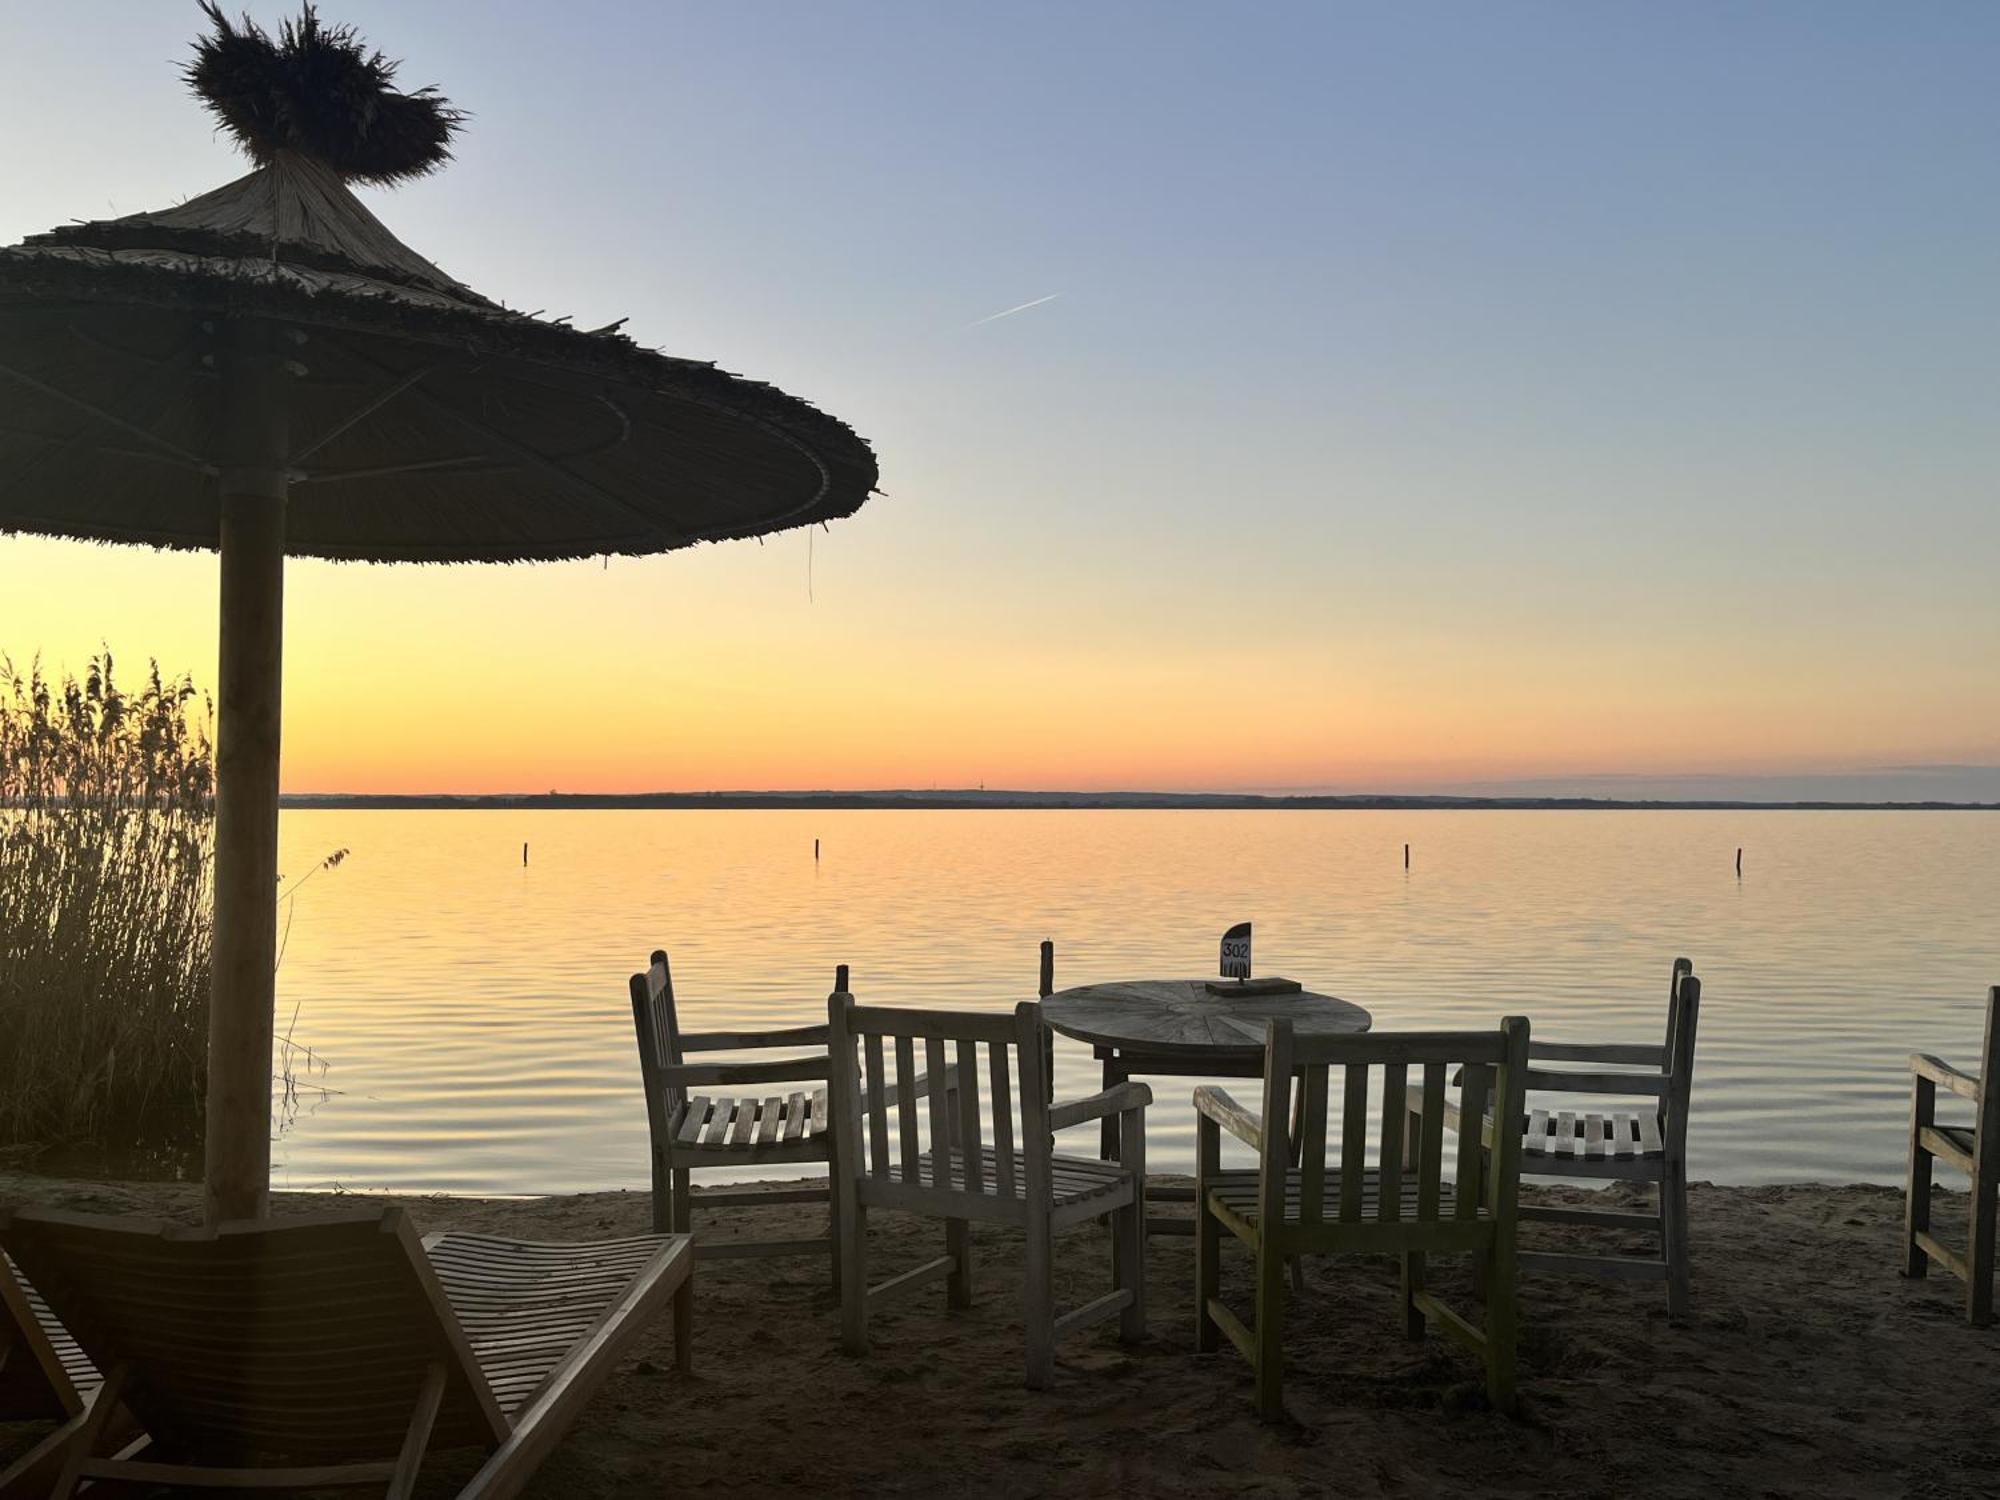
[1193, 1086, 1263, 1152]
[1047, 1080, 1152, 1133]
[862, 1064, 958, 1111]
[679, 1023, 832, 1051]
[1522, 1067, 1670, 1097]
[658, 1056, 832, 1089]
[1529, 1040, 1667, 1066]
[1911, 1053, 1985, 1104]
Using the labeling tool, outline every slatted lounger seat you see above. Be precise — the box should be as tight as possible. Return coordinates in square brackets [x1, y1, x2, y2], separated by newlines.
[0, 1205, 693, 1500]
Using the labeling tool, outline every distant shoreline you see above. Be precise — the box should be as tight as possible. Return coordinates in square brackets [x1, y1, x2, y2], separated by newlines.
[278, 790, 2000, 812]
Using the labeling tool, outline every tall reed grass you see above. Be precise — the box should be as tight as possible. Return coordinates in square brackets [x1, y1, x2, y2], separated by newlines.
[0, 653, 214, 1164]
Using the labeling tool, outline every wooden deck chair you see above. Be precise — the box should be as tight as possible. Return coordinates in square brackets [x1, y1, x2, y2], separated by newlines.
[0, 1252, 141, 1499]
[827, 992, 1151, 1389]
[1195, 1016, 1531, 1420]
[1429, 961, 1702, 1318]
[631, 950, 952, 1277]
[1904, 986, 2000, 1325]
[0, 1205, 691, 1499]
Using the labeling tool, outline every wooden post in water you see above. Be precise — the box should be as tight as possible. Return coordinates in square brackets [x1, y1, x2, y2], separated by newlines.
[1404, 843, 1410, 869]
[1735, 848, 1742, 877]
[815, 838, 820, 862]
[522, 841, 528, 866]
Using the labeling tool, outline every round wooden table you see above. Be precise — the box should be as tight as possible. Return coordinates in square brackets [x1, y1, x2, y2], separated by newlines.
[1039, 979, 1372, 1232]
[1041, 978, 1371, 1059]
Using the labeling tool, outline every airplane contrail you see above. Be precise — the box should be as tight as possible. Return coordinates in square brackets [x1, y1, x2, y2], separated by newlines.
[966, 292, 1060, 328]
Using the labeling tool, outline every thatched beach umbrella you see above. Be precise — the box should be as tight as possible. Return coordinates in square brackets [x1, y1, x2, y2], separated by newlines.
[0, 7, 876, 1220]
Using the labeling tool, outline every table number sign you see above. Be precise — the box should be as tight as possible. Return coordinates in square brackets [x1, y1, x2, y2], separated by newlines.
[1220, 922, 1252, 980]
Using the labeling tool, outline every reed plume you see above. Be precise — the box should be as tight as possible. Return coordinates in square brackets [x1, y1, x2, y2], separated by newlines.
[0, 653, 214, 1165]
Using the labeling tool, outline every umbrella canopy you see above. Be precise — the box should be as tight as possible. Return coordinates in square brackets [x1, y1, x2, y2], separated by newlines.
[0, 6, 878, 1219]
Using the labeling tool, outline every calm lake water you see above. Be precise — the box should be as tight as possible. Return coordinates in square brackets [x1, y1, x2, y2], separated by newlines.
[269, 809, 1997, 1195]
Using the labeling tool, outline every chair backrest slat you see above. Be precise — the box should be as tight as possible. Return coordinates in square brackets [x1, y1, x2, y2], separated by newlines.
[1377, 1064, 1408, 1222]
[1297, 1066, 1329, 1227]
[957, 1040, 985, 1192]
[1662, 971, 1702, 1158]
[926, 1036, 954, 1188]
[1417, 1063, 1448, 1221]
[895, 1036, 921, 1179]
[1662, 956, 1693, 1068]
[1339, 1064, 1369, 1221]
[989, 1043, 1018, 1196]
[863, 1034, 891, 1177]
[1455, 1062, 1492, 1219]
[1978, 987, 2000, 1165]
[629, 951, 685, 1121]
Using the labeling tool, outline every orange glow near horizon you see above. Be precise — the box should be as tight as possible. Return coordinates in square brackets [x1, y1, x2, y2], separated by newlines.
[5, 527, 1993, 797]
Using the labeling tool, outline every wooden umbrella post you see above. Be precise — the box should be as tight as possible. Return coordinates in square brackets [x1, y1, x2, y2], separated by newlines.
[203, 320, 294, 1224]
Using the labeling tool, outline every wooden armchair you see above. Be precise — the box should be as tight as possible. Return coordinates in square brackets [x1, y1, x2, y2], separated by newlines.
[827, 992, 1150, 1388]
[1196, 1017, 1531, 1419]
[630, 951, 848, 1276]
[1427, 960, 1701, 1318]
[1904, 986, 2000, 1325]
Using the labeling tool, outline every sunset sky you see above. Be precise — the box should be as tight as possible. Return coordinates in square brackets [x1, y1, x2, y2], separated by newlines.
[4, 2, 1997, 795]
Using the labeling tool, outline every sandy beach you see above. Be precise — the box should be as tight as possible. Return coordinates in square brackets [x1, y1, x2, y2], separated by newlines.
[5, 1174, 1995, 1499]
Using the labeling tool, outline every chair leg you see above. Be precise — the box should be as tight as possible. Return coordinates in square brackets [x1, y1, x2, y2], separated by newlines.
[386, 1363, 448, 1500]
[0, 1408, 93, 1500]
[1025, 1216, 1056, 1390]
[827, 1206, 843, 1294]
[1401, 1251, 1426, 1340]
[48, 1365, 127, 1500]
[650, 1156, 670, 1235]
[1905, 1076, 1935, 1279]
[670, 1168, 693, 1235]
[1969, 1169, 1997, 1327]
[1100, 1056, 1125, 1163]
[1195, 1118, 1221, 1354]
[1119, 1106, 1148, 1342]
[946, 1218, 973, 1309]
[1252, 1234, 1286, 1421]
[1662, 1162, 1693, 1321]
[1481, 1242, 1519, 1417]
[673, 1270, 695, 1375]
[839, 1205, 870, 1355]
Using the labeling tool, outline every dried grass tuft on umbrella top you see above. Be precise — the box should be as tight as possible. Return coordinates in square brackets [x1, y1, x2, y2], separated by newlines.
[0, 4, 880, 1219]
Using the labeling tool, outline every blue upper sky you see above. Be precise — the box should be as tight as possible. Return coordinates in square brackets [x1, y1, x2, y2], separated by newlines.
[2, 3, 1996, 796]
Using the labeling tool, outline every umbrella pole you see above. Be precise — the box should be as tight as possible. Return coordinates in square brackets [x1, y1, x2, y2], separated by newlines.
[203, 323, 292, 1224]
